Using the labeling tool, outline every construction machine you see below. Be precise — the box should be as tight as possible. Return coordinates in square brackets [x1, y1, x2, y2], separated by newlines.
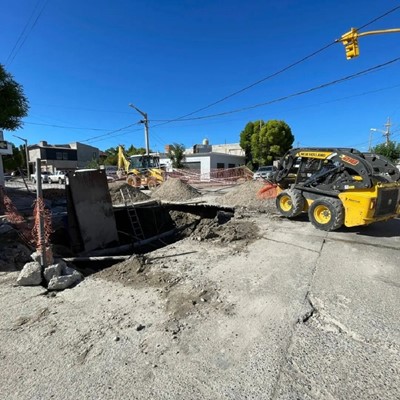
[270, 148, 400, 231]
[117, 146, 164, 189]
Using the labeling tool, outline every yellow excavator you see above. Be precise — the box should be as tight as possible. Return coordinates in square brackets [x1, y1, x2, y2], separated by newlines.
[117, 146, 164, 189]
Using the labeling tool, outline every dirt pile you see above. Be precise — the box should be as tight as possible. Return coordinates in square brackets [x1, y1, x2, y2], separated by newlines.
[109, 183, 150, 204]
[191, 217, 259, 245]
[151, 178, 201, 202]
[217, 180, 276, 213]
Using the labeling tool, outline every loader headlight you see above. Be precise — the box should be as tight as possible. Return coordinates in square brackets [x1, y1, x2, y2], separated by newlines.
[370, 199, 376, 210]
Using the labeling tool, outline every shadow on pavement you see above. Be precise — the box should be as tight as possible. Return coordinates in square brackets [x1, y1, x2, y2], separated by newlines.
[347, 218, 400, 238]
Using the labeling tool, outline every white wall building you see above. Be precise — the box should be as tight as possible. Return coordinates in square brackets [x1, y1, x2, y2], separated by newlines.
[159, 151, 245, 180]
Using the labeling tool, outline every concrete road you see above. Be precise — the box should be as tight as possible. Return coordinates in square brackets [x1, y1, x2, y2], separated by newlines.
[0, 215, 398, 399]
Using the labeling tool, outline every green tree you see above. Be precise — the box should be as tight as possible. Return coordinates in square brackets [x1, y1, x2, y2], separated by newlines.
[167, 143, 185, 168]
[239, 120, 265, 165]
[103, 147, 119, 165]
[126, 145, 147, 156]
[371, 141, 400, 162]
[0, 64, 29, 131]
[3, 144, 24, 171]
[240, 119, 294, 167]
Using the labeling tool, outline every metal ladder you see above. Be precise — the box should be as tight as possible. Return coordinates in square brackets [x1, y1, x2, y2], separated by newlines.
[120, 188, 145, 241]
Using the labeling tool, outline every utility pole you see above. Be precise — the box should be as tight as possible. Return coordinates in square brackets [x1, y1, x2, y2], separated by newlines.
[12, 134, 30, 180]
[384, 117, 391, 146]
[129, 104, 149, 156]
[370, 117, 391, 148]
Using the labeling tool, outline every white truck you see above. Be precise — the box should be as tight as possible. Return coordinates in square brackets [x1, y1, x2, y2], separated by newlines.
[48, 170, 66, 184]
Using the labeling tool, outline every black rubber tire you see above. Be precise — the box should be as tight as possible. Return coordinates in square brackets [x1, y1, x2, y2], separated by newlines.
[308, 197, 344, 231]
[127, 175, 141, 187]
[276, 189, 305, 218]
[147, 178, 158, 190]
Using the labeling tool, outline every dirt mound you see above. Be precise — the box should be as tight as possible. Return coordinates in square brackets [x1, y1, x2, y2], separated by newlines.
[217, 180, 276, 212]
[190, 217, 259, 245]
[109, 183, 150, 204]
[151, 178, 201, 202]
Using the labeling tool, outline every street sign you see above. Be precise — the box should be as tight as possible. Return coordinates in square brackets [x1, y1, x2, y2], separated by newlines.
[0, 141, 13, 155]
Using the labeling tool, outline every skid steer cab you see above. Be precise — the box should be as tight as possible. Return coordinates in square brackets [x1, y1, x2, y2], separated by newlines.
[271, 148, 400, 231]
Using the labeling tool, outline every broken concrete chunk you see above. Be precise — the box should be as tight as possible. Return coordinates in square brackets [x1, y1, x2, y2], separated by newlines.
[47, 269, 82, 291]
[43, 263, 62, 283]
[17, 261, 42, 286]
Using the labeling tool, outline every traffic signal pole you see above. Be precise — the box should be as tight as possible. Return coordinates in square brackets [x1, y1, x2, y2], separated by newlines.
[337, 28, 400, 59]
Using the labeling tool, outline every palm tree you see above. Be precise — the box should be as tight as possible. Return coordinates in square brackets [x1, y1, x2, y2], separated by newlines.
[167, 143, 185, 169]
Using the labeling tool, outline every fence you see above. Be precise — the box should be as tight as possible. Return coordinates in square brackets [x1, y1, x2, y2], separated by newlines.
[166, 165, 254, 186]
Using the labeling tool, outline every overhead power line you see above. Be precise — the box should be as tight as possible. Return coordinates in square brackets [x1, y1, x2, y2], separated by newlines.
[73, 58, 400, 146]
[149, 56, 400, 123]
[6, 0, 50, 66]
[357, 4, 400, 31]
[81, 122, 142, 143]
[151, 4, 400, 129]
[24, 121, 111, 131]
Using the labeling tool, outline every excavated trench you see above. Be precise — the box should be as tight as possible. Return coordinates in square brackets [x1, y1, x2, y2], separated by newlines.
[60, 203, 236, 276]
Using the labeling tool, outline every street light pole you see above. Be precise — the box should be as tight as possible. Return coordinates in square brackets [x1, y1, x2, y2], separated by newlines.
[12, 135, 30, 180]
[129, 103, 150, 156]
[370, 117, 392, 147]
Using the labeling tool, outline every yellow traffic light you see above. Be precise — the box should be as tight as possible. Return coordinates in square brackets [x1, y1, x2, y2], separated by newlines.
[340, 28, 360, 59]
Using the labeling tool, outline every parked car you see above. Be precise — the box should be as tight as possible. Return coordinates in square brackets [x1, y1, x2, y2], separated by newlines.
[31, 171, 51, 184]
[48, 171, 67, 184]
[253, 165, 277, 180]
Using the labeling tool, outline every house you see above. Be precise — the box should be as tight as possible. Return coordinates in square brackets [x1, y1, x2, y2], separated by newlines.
[28, 141, 100, 173]
[160, 140, 246, 180]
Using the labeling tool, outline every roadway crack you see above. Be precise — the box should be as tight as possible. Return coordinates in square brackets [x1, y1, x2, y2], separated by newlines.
[303, 294, 399, 355]
[271, 235, 327, 399]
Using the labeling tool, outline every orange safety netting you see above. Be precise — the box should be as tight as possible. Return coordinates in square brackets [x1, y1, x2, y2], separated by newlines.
[31, 197, 53, 251]
[256, 183, 278, 199]
[0, 185, 33, 244]
[0, 185, 25, 224]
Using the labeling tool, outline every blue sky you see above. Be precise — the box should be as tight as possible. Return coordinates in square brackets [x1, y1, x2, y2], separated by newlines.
[1, 0, 400, 153]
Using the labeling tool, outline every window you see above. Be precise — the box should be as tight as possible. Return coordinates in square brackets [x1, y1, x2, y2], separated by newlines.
[217, 163, 225, 169]
[56, 152, 62, 160]
[228, 163, 235, 168]
[63, 152, 68, 160]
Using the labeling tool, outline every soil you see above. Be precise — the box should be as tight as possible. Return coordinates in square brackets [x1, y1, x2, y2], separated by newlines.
[92, 255, 222, 320]
[217, 180, 276, 213]
[151, 178, 201, 202]
[109, 182, 150, 204]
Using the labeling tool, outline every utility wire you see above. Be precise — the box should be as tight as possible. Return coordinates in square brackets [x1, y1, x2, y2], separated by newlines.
[357, 4, 400, 31]
[29, 61, 400, 146]
[5, 0, 42, 65]
[149, 56, 400, 123]
[24, 121, 111, 131]
[6, 0, 50, 66]
[150, 41, 336, 128]
[151, 4, 400, 129]
[85, 127, 144, 144]
[80, 122, 142, 143]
